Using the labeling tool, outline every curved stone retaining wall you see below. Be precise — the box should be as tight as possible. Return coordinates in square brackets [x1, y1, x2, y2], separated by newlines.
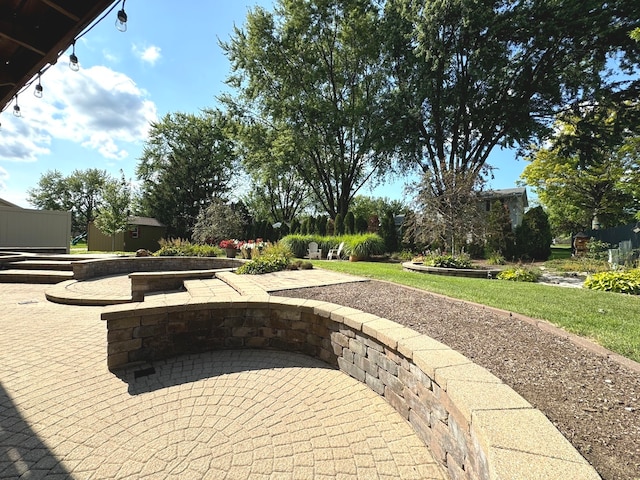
[403, 262, 501, 279]
[72, 256, 243, 280]
[102, 296, 600, 480]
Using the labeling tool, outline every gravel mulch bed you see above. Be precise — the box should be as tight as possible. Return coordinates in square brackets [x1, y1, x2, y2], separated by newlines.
[272, 280, 640, 480]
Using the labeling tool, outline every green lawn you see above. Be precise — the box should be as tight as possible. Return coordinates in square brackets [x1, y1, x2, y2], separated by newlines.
[313, 260, 640, 363]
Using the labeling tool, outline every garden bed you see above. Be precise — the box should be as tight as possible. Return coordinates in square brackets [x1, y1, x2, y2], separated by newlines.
[403, 261, 501, 279]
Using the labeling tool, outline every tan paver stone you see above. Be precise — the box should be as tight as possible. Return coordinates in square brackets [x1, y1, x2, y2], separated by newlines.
[472, 408, 600, 474]
[487, 447, 602, 480]
[412, 348, 471, 378]
[434, 361, 504, 390]
[445, 379, 532, 423]
[397, 334, 451, 359]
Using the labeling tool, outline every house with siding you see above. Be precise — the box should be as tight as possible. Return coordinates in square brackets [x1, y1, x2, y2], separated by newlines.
[476, 188, 529, 229]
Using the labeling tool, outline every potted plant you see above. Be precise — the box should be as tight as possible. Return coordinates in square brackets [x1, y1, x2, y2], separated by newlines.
[219, 239, 242, 258]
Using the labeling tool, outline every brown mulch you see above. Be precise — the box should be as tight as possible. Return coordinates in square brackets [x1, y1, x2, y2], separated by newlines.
[272, 280, 640, 480]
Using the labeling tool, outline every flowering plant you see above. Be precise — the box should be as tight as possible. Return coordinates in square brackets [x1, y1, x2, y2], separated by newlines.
[219, 239, 242, 249]
[239, 239, 268, 259]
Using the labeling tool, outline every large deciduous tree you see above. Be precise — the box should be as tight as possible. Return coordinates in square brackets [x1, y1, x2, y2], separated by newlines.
[27, 168, 110, 235]
[136, 110, 237, 238]
[220, 0, 394, 219]
[234, 121, 312, 224]
[94, 173, 131, 252]
[521, 114, 640, 235]
[383, 0, 640, 241]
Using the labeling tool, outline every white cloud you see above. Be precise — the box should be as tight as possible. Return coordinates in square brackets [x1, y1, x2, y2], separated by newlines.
[133, 44, 162, 65]
[0, 165, 7, 190]
[0, 57, 157, 163]
[103, 49, 120, 63]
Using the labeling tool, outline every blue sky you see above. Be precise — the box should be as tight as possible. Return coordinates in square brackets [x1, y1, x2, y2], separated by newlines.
[0, 0, 527, 209]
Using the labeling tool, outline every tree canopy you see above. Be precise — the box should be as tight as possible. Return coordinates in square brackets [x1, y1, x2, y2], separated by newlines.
[27, 168, 110, 234]
[383, 0, 640, 230]
[220, 0, 395, 219]
[233, 120, 312, 224]
[136, 110, 238, 238]
[521, 114, 640, 234]
[94, 173, 131, 251]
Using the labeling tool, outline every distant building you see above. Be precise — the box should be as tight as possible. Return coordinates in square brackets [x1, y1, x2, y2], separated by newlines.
[476, 188, 529, 229]
[0, 197, 71, 253]
[88, 216, 166, 252]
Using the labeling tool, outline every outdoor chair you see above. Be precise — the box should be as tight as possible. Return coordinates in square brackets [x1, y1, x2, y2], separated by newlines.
[307, 242, 322, 260]
[327, 242, 344, 260]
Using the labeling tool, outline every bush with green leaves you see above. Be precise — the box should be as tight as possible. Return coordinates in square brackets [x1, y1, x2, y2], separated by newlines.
[497, 266, 541, 282]
[155, 238, 222, 257]
[236, 243, 294, 275]
[424, 254, 472, 269]
[584, 269, 640, 294]
[486, 252, 506, 265]
[343, 233, 386, 259]
[586, 238, 611, 261]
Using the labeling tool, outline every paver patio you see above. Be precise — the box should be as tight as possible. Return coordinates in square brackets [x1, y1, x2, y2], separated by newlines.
[0, 281, 445, 479]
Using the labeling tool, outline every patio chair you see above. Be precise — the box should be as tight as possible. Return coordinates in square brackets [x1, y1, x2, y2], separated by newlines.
[327, 242, 344, 260]
[307, 242, 322, 260]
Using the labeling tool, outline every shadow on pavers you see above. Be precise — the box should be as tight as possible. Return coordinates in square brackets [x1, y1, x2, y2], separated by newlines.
[0, 381, 72, 477]
[112, 350, 337, 396]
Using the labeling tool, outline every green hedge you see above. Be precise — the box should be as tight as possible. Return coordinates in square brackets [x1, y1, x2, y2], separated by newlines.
[280, 234, 385, 260]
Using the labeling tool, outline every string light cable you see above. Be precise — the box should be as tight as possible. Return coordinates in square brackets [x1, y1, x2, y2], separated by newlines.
[1, 0, 128, 116]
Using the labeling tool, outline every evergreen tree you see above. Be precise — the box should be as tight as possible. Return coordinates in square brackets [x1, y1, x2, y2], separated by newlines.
[317, 216, 328, 236]
[345, 212, 355, 235]
[355, 215, 368, 234]
[516, 206, 553, 261]
[290, 218, 301, 234]
[380, 211, 399, 253]
[335, 213, 345, 236]
[486, 201, 515, 259]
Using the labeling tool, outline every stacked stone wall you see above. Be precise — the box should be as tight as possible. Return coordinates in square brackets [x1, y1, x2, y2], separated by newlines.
[102, 297, 600, 480]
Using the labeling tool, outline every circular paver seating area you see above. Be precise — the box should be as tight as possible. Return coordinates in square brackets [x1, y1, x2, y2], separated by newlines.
[0, 281, 444, 480]
[103, 286, 601, 480]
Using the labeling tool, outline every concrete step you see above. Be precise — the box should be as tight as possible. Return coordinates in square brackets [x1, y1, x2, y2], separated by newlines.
[0, 269, 74, 284]
[6, 260, 74, 271]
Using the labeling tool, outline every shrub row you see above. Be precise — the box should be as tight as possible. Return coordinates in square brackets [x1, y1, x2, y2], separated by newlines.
[280, 234, 385, 259]
[155, 238, 222, 257]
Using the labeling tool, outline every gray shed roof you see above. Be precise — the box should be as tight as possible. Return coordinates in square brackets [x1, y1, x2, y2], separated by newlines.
[128, 216, 165, 228]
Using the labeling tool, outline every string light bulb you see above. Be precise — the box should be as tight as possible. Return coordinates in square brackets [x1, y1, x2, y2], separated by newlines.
[69, 42, 80, 71]
[34, 74, 43, 98]
[115, 0, 128, 32]
[13, 96, 21, 117]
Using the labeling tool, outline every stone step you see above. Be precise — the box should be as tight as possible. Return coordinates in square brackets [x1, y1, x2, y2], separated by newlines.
[0, 269, 74, 284]
[6, 260, 74, 271]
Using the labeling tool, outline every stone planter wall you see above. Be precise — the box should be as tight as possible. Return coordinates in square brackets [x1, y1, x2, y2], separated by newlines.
[72, 256, 243, 280]
[102, 296, 600, 480]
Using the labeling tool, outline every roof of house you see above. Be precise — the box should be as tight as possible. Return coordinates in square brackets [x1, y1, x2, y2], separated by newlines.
[0, 197, 22, 208]
[128, 216, 165, 228]
[477, 187, 528, 207]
